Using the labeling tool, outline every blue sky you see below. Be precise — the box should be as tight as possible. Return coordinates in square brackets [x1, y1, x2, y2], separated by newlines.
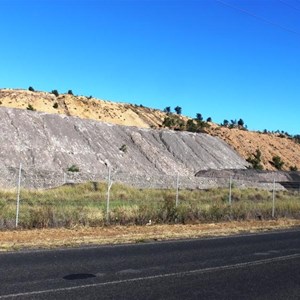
[1, 0, 299, 134]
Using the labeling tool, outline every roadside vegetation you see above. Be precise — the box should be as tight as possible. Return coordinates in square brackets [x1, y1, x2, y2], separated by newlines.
[0, 182, 299, 229]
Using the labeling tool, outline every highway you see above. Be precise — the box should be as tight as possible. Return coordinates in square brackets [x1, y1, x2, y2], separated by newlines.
[0, 229, 300, 299]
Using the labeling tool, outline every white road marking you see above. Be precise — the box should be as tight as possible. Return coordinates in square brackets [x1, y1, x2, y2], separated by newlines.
[0, 253, 299, 299]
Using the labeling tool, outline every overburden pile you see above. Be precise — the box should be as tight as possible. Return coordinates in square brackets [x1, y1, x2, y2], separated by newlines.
[0, 107, 248, 188]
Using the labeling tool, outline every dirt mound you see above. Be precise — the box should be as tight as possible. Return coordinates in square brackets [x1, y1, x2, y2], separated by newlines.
[0, 107, 249, 188]
[206, 125, 300, 171]
[0, 88, 165, 128]
[1, 88, 299, 171]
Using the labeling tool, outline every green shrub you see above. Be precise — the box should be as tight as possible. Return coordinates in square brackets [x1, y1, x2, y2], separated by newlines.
[174, 106, 182, 115]
[186, 119, 197, 132]
[163, 106, 171, 113]
[163, 116, 175, 128]
[272, 155, 284, 170]
[26, 104, 36, 111]
[51, 90, 59, 97]
[247, 149, 263, 170]
[119, 144, 127, 153]
[67, 164, 80, 172]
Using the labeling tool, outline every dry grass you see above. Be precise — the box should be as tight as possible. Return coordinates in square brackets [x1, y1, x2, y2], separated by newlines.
[1, 219, 300, 252]
[1, 182, 300, 229]
[1, 182, 300, 251]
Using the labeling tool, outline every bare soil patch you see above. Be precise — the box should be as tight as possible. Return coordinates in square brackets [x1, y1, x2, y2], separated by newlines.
[1, 219, 300, 251]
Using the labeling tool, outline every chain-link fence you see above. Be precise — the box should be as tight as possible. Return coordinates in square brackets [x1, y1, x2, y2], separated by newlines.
[1, 165, 300, 229]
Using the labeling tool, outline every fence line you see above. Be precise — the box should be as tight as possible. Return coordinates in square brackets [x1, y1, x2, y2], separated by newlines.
[2, 165, 295, 191]
[0, 165, 299, 229]
[15, 163, 22, 228]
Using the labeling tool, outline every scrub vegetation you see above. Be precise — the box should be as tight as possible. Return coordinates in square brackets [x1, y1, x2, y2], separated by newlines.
[0, 182, 300, 229]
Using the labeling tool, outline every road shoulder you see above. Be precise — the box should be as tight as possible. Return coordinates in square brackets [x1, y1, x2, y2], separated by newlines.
[1, 219, 300, 252]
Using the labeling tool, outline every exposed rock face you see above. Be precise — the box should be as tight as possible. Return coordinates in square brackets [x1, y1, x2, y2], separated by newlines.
[0, 107, 249, 188]
[195, 169, 300, 183]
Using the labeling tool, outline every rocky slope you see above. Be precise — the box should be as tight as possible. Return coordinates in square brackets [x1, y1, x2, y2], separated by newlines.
[1, 88, 299, 171]
[0, 107, 249, 188]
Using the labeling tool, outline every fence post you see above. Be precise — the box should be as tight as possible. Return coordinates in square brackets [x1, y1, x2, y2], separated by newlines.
[15, 163, 22, 228]
[228, 176, 232, 205]
[106, 166, 112, 223]
[175, 173, 179, 207]
[272, 178, 276, 218]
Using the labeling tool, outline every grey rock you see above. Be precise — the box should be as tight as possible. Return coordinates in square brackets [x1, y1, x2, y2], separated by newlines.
[0, 107, 250, 189]
[195, 169, 300, 183]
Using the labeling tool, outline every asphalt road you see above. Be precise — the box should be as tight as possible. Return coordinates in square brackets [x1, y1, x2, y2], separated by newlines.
[1, 229, 300, 299]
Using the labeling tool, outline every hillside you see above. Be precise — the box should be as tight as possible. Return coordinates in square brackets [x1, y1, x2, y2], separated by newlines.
[0, 88, 166, 128]
[206, 125, 300, 171]
[1, 88, 300, 171]
[0, 107, 248, 188]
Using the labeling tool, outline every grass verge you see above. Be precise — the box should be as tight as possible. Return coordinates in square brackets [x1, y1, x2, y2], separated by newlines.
[0, 182, 300, 251]
[0, 219, 300, 252]
[0, 182, 300, 228]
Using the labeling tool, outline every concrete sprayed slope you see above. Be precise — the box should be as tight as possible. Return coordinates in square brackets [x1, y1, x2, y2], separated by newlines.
[0, 107, 248, 178]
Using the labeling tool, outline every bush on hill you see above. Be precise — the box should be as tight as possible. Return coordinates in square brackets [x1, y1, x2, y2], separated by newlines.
[246, 149, 263, 170]
[51, 90, 59, 97]
[272, 156, 284, 170]
[26, 104, 36, 111]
